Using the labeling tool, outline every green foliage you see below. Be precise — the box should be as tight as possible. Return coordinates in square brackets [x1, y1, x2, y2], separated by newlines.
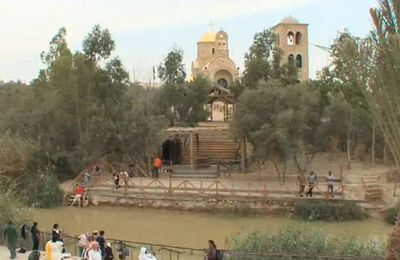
[157, 47, 186, 84]
[232, 82, 325, 177]
[242, 29, 298, 88]
[294, 201, 368, 221]
[385, 207, 398, 225]
[229, 225, 384, 259]
[157, 49, 211, 126]
[0, 180, 31, 225]
[83, 24, 115, 61]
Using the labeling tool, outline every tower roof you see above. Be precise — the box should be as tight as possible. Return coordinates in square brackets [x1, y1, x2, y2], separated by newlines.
[199, 31, 217, 43]
[281, 16, 299, 24]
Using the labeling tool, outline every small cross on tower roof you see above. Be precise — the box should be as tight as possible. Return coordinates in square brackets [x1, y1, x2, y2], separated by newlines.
[207, 21, 216, 31]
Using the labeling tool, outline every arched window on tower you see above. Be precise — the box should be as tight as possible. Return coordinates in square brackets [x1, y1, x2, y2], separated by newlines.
[295, 32, 302, 45]
[287, 31, 294, 45]
[212, 48, 215, 55]
[296, 54, 302, 68]
[288, 54, 295, 65]
[276, 34, 280, 45]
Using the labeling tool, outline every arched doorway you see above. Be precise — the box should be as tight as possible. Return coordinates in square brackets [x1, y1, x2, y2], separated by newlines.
[161, 138, 182, 164]
[214, 69, 233, 88]
[217, 78, 228, 88]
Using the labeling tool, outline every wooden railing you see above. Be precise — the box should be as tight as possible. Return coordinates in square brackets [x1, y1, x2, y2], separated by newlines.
[88, 177, 350, 202]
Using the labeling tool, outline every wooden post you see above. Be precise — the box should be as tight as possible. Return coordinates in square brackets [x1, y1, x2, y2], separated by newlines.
[169, 175, 172, 196]
[190, 132, 194, 171]
[240, 137, 246, 172]
[371, 123, 376, 164]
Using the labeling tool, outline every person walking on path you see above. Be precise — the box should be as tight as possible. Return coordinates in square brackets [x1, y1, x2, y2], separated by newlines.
[296, 172, 306, 197]
[31, 222, 40, 251]
[152, 156, 162, 178]
[117, 241, 129, 260]
[121, 170, 129, 188]
[306, 171, 317, 197]
[4, 221, 18, 259]
[327, 171, 335, 198]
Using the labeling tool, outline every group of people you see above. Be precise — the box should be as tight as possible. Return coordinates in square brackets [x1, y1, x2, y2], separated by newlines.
[3, 221, 68, 260]
[77, 230, 158, 260]
[297, 170, 337, 198]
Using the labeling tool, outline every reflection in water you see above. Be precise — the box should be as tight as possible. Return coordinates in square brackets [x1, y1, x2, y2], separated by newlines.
[32, 206, 391, 249]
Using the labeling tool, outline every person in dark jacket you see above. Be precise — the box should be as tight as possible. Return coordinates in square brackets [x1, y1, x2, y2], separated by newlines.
[31, 222, 40, 251]
[104, 242, 114, 260]
[205, 240, 217, 260]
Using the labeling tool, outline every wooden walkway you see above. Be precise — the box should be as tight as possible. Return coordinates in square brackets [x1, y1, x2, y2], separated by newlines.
[81, 177, 365, 205]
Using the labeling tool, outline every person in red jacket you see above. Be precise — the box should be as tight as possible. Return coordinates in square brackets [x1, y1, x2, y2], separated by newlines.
[70, 184, 85, 207]
[152, 156, 162, 178]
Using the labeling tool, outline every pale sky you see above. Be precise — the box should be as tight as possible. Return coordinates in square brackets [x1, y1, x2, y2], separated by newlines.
[0, 0, 377, 83]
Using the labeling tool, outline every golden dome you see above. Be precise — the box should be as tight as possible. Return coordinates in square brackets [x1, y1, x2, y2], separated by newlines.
[198, 31, 217, 43]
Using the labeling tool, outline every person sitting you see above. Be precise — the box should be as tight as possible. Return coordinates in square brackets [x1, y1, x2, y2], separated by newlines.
[138, 247, 157, 260]
[70, 184, 85, 207]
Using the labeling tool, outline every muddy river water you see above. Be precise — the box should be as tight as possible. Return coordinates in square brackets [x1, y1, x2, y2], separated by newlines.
[33, 206, 392, 250]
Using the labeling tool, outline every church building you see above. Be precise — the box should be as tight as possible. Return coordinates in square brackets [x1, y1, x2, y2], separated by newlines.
[191, 30, 239, 88]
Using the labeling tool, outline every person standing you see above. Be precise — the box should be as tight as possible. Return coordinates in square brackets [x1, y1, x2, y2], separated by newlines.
[306, 171, 317, 197]
[96, 230, 106, 258]
[205, 240, 217, 260]
[4, 221, 18, 259]
[104, 242, 114, 260]
[31, 222, 40, 251]
[327, 171, 335, 198]
[121, 170, 129, 188]
[152, 156, 162, 178]
[77, 232, 88, 257]
[117, 241, 129, 260]
[52, 223, 61, 241]
[88, 241, 102, 260]
[114, 174, 121, 189]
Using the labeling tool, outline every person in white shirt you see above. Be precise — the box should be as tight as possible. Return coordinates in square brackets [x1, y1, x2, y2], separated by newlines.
[88, 241, 102, 260]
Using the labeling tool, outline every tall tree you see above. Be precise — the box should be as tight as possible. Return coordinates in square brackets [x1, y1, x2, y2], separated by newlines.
[157, 47, 186, 84]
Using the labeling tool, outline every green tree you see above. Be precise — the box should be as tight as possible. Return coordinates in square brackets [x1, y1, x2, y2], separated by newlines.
[232, 81, 323, 180]
[157, 47, 186, 84]
[242, 29, 299, 88]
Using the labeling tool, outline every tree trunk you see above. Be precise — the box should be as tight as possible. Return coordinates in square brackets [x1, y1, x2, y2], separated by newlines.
[347, 114, 353, 169]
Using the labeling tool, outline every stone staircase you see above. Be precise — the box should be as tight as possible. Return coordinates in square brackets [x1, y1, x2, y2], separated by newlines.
[182, 122, 238, 164]
[362, 175, 384, 201]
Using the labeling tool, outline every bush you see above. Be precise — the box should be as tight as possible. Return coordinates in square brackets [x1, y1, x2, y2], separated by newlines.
[386, 227, 400, 259]
[0, 180, 31, 225]
[294, 201, 368, 221]
[228, 225, 385, 259]
[385, 207, 399, 225]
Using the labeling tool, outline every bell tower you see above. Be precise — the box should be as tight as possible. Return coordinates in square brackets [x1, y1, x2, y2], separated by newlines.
[272, 16, 309, 81]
